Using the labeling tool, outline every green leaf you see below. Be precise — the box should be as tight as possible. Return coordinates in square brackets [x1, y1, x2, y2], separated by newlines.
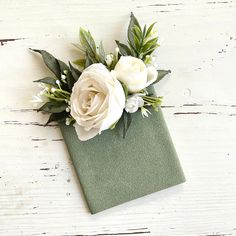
[153, 70, 171, 84]
[73, 59, 86, 68]
[30, 49, 61, 79]
[57, 60, 75, 90]
[38, 101, 67, 113]
[133, 25, 143, 38]
[79, 28, 97, 58]
[115, 40, 131, 56]
[146, 22, 156, 37]
[142, 38, 158, 53]
[45, 111, 68, 126]
[98, 41, 106, 63]
[85, 52, 93, 68]
[143, 24, 147, 37]
[33, 77, 57, 86]
[69, 62, 81, 81]
[122, 111, 132, 138]
[121, 83, 129, 98]
[128, 12, 141, 48]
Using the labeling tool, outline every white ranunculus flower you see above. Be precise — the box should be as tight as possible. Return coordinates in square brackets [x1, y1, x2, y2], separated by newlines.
[70, 63, 125, 141]
[125, 94, 144, 113]
[113, 56, 158, 93]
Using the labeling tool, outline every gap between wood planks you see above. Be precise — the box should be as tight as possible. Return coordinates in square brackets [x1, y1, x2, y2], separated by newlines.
[0, 38, 24, 46]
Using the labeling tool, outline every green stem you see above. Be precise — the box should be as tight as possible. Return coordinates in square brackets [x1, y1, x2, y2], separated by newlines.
[44, 93, 66, 102]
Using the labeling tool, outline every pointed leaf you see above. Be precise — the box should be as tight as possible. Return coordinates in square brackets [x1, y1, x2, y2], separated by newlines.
[85, 52, 93, 68]
[146, 22, 156, 37]
[128, 12, 141, 48]
[98, 41, 106, 64]
[153, 70, 171, 84]
[34, 77, 57, 86]
[115, 40, 131, 56]
[79, 28, 97, 58]
[45, 111, 68, 126]
[30, 49, 61, 78]
[38, 101, 67, 113]
[69, 62, 81, 81]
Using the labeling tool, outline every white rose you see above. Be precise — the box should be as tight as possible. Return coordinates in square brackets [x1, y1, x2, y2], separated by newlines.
[70, 63, 125, 141]
[113, 56, 158, 93]
[125, 94, 144, 113]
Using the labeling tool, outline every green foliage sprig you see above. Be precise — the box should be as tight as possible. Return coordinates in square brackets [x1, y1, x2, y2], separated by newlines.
[116, 12, 159, 60]
[31, 13, 172, 139]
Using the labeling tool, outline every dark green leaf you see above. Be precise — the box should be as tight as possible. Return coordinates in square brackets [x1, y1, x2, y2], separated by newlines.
[38, 101, 67, 113]
[57, 60, 69, 73]
[122, 111, 132, 138]
[79, 28, 97, 58]
[69, 62, 81, 81]
[45, 111, 68, 126]
[128, 12, 141, 48]
[98, 41, 106, 64]
[133, 25, 142, 38]
[57, 60, 75, 90]
[33, 77, 57, 86]
[153, 70, 171, 84]
[85, 52, 93, 68]
[30, 49, 61, 79]
[115, 40, 131, 56]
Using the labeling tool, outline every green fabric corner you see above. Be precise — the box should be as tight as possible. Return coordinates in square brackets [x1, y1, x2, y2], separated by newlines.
[60, 107, 185, 214]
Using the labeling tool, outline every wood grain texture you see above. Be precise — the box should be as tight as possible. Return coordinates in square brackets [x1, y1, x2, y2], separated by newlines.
[0, 0, 236, 235]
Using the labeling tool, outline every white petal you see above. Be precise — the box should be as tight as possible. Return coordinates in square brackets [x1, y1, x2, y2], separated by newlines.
[74, 123, 99, 141]
[146, 66, 158, 87]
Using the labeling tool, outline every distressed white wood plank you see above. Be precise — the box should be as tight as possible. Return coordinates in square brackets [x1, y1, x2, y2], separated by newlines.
[0, 0, 236, 235]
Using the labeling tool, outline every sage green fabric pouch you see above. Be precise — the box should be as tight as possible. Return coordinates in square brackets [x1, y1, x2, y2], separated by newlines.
[60, 106, 185, 214]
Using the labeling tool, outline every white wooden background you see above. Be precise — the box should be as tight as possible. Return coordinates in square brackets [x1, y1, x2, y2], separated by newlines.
[0, 0, 236, 235]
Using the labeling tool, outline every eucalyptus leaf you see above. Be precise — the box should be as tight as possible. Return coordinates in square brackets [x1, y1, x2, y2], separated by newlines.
[45, 111, 68, 126]
[33, 77, 57, 86]
[98, 41, 106, 63]
[79, 28, 97, 59]
[69, 62, 81, 81]
[153, 70, 171, 84]
[115, 40, 131, 56]
[30, 49, 61, 79]
[57, 60, 75, 90]
[38, 101, 67, 113]
[85, 52, 93, 68]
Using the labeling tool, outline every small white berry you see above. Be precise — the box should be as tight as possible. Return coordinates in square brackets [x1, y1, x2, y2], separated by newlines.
[61, 74, 66, 80]
[56, 80, 60, 85]
[66, 107, 70, 112]
[51, 87, 56, 93]
[65, 118, 70, 126]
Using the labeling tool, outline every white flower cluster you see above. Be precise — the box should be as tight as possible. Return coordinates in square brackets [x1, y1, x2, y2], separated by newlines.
[70, 55, 158, 141]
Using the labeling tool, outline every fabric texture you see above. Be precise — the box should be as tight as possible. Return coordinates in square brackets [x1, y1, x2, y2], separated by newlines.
[60, 101, 185, 214]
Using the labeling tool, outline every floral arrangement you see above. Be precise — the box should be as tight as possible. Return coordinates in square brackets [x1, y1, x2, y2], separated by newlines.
[31, 13, 170, 141]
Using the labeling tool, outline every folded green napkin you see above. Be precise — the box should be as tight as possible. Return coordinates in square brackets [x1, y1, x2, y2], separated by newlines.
[60, 102, 185, 214]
